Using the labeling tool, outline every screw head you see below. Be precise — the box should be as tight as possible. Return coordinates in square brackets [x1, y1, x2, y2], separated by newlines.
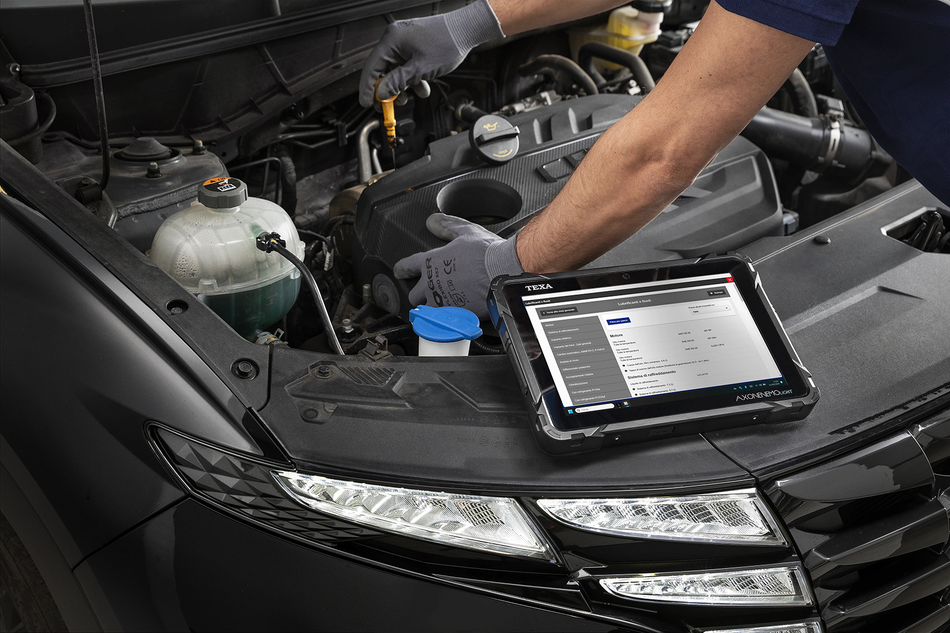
[232, 359, 258, 379]
[316, 365, 331, 378]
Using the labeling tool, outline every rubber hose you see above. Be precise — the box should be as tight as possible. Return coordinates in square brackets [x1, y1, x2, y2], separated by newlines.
[5, 91, 57, 146]
[82, 0, 110, 191]
[518, 55, 599, 96]
[272, 145, 298, 217]
[577, 41, 656, 93]
[783, 68, 819, 117]
[742, 106, 876, 179]
[471, 337, 505, 355]
[456, 103, 489, 125]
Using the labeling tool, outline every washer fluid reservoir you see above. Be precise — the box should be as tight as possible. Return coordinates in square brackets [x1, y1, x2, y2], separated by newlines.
[148, 176, 304, 340]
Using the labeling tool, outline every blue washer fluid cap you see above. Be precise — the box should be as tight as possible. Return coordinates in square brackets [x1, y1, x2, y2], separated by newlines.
[409, 305, 483, 343]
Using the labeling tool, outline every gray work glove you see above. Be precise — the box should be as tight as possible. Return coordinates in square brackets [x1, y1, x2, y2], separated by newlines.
[358, 0, 505, 108]
[394, 214, 523, 319]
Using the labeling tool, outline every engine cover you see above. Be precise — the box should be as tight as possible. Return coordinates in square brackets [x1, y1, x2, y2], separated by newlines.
[355, 94, 782, 315]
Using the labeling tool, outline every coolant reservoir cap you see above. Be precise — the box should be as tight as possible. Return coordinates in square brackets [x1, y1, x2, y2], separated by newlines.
[198, 176, 248, 208]
[409, 305, 482, 342]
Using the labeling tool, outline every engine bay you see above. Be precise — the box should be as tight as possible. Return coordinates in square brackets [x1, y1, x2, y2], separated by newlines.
[3, 2, 942, 358]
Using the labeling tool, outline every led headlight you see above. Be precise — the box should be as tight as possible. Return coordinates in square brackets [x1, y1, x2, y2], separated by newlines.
[276, 472, 554, 560]
[704, 623, 823, 633]
[537, 489, 785, 545]
[599, 566, 813, 606]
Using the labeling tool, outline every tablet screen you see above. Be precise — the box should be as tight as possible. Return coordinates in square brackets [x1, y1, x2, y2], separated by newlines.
[522, 273, 790, 416]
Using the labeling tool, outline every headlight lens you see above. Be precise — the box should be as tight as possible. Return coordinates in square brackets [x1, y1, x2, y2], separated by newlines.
[275, 471, 555, 561]
[598, 565, 813, 606]
[537, 489, 785, 545]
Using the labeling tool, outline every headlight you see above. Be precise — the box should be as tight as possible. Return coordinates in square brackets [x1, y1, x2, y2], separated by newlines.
[537, 489, 786, 545]
[598, 565, 813, 606]
[276, 471, 555, 561]
[704, 623, 823, 633]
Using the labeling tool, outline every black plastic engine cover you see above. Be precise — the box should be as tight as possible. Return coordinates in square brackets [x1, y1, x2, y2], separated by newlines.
[355, 94, 783, 315]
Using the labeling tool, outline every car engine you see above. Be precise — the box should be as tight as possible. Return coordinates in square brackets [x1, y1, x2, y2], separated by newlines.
[0, 2, 932, 357]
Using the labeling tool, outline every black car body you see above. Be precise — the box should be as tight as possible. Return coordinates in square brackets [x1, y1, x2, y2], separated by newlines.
[1, 1, 948, 631]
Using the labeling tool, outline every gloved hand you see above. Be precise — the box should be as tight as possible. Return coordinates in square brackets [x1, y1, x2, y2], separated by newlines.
[393, 214, 523, 319]
[358, 0, 505, 108]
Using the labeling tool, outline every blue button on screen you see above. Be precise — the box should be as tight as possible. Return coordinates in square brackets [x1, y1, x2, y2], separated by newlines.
[607, 317, 631, 325]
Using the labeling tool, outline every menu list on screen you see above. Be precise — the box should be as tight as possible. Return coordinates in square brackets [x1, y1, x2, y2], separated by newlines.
[523, 275, 785, 411]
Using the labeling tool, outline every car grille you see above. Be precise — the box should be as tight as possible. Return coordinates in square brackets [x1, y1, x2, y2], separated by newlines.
[767, 406, 950, 632]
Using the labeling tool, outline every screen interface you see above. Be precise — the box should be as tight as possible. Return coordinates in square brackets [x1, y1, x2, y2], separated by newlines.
[522, 274, 788, 415]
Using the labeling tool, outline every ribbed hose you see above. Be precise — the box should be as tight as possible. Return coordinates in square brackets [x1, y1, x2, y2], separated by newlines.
[783, 68, 819, 117]
[471, 337, 505, 355]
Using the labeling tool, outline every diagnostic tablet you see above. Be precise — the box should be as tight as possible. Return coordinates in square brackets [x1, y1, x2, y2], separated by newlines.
[488, 255, 818, 454]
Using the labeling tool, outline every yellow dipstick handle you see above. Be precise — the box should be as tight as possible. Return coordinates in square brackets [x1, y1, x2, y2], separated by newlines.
[374, 79, 398, 149]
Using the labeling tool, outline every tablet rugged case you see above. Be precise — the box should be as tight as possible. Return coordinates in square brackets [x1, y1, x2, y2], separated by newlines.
[488, 255, 819, 455]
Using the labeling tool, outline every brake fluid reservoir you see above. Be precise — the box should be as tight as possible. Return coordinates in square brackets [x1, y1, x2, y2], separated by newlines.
[569, 4, 663, 71]
[148, 177, 304, 340]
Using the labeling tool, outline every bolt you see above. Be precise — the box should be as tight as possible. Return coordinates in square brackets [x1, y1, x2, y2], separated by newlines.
[316, 365, 331, 378]
[303, 408, 319, 420]
[232, 359, 258, 379]
[192, 139, 207, 155]
[146, 162, 162, 178]
[170, 306, 183, 315]
[342, 318, 354, 334]
[7, 63, 20, 75]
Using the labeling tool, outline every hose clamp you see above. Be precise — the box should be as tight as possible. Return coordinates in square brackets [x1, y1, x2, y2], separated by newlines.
[822, 116, 842, 168]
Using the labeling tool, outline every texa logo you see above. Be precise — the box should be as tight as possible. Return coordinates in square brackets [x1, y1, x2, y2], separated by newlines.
[525, 284, 553, 291]
[736, 389, 793, 401]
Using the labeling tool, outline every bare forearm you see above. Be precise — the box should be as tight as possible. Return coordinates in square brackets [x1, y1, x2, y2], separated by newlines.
[489, 0, 625, 35]
[516, 1, 815, 273]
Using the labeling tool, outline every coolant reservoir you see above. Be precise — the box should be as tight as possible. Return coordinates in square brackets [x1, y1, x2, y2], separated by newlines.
[148, 176, 304, 340]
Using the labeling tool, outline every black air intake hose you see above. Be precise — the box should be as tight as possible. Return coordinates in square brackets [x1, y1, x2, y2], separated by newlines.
[783, 68, 819, 117]
[741, 106, 878, 180]
[577, 41, 656, 93]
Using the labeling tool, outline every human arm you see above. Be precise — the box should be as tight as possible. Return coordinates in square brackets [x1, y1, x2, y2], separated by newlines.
[515, 0, 816, 272]
[359, 0, 626, 106]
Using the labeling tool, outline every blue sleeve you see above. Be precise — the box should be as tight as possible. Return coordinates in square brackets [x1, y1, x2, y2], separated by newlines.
[716, 0, 862, 45]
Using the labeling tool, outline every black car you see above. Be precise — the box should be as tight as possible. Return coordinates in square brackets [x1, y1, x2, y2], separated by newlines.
[2, 1, 948, 631]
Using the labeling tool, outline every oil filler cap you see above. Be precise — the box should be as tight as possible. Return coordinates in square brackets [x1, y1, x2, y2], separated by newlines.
[198, 177, 248, 208]
[469, 115, 519, 165]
